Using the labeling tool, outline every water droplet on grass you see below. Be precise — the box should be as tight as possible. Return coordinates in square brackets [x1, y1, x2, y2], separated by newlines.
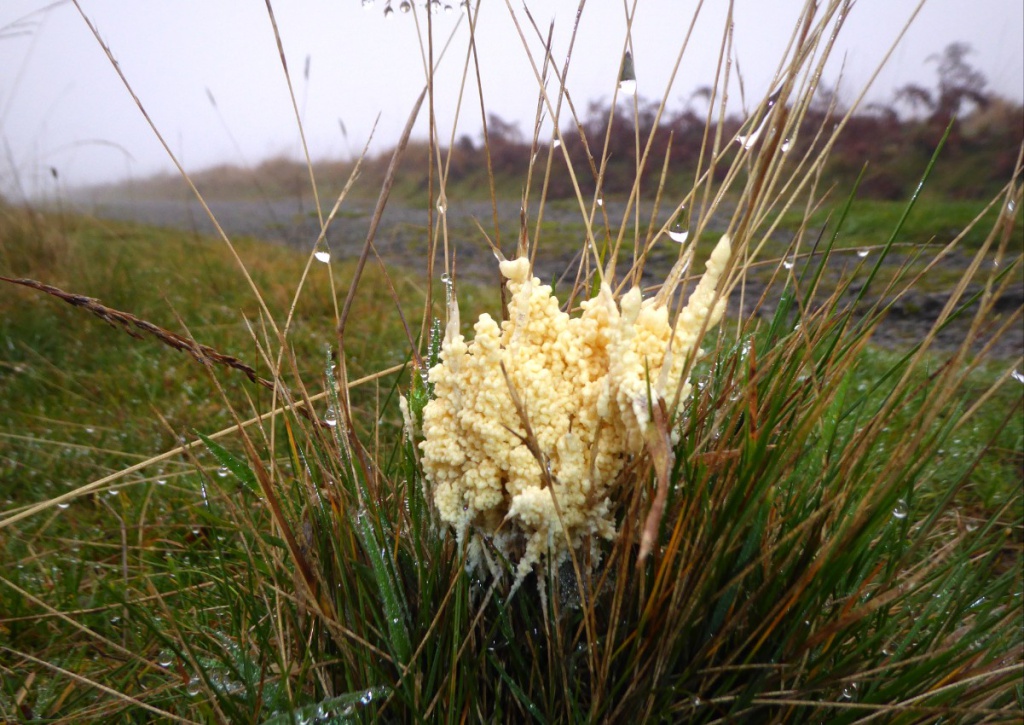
[857, 248, 870, 258]
[57, 502, 70, 509]
[737, 122, 765, 149]
[186, 677, 201, 697]
[313, 237, 331, 263]
[217, 466, 229, 478]
[596, 196, 604, 207]
[780, 138, 792, 153]
[384, 5, 394, 18]
[892, 499, 908, 519]
[158, 650, 174, 667]
[783, 258, 794, 270]
[618, 51, 637, 96]
[552, 138, 561, 149]
[668, 226, 688, 244]
[441, 272, 454, 305]
[400, 1, 411, 12]
[1011, 369, 1024, 384]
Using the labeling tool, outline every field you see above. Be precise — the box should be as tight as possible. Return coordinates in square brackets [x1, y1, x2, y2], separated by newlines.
[1, 1, 1022, 722]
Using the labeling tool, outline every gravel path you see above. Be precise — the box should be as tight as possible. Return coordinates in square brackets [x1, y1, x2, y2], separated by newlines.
[78, 196, 1022, 359]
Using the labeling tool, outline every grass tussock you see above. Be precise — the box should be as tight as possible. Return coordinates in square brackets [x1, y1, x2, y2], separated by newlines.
[1, 0, 1022, 722]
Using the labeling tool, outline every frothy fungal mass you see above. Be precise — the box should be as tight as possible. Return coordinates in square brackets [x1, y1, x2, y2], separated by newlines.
[415, 235, 731, 581]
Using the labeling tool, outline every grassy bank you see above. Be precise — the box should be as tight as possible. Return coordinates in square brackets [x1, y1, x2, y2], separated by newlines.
[1, 193, 1020, 720]
[1, 0, 1022, 721]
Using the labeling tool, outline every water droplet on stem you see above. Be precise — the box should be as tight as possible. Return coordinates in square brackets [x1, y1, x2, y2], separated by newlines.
[618, 51, 637, 96]
[668, 226, 688, 244]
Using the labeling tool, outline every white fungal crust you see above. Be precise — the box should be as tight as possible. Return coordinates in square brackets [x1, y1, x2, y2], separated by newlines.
[419, 235, 731, 578]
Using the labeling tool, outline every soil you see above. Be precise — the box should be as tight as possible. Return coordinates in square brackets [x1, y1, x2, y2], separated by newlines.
[77, 196, 1023, 360]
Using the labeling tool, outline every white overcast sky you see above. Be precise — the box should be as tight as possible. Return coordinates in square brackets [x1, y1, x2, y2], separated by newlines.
[1, 0, 1021, 197]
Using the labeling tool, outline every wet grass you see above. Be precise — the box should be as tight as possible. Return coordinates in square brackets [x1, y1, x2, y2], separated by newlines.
[1, 0, 1022, 721]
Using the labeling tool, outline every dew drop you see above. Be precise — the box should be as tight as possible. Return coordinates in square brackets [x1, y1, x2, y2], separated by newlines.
[383, 5, 394, 18]
[158, 650, 174, 667]
[1007, 199, 1017, 213]
[1011, 369, 1024, 384]
[436, 198, 447, 214]
[783, 258, 794, 270]
[217, 466, 229, 478]
[668, 226, 688, 244]
[736, 120, 766, 149]
[552, 138, 561, 149]
[186, 677, 201, 697]
[892, 499, 908, 519]
[596, 196, 604, 207]
[157, 478, 167, 486]
[361, 689, 375, 705]
[324, 411, 338, 428]
[361, 0, 374, 7]
[857, 248, 870, 258]
[692, 696, 702, 708]
[618, 51, 637, 96]
[780, 138, 792, 153]
[57, 502, 70, 509]
[314, 250, 331, 263]
[108, 487, 120, 496]
[399, 1, 411, 12]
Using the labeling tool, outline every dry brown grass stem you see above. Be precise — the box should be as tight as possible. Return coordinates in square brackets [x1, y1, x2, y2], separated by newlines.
[0, 275, 285, 397]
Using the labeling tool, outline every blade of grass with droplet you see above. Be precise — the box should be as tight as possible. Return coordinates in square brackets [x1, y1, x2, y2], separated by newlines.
[198, 433, 258, 498]
[353, 511, 411, 666]
[259, 687, 390, 725]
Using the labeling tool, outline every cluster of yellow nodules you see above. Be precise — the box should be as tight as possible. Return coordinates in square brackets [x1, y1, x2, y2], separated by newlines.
[414, 236, 731, 580]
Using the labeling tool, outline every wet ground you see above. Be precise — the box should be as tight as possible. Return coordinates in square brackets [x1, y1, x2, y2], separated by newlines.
[78, 196, 1022, 360]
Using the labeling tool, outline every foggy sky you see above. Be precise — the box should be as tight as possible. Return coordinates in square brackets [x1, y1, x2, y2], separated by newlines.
[1, 0, 1022, 198]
